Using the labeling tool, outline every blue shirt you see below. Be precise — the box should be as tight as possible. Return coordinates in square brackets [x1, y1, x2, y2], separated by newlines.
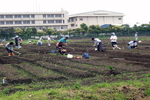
[59, 38, 67, 43]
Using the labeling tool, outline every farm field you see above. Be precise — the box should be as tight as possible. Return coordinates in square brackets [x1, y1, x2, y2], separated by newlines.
[0, 36, 150, 100]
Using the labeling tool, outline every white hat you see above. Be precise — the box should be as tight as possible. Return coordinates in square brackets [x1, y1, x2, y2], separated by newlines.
[15, 35, 18, 37]
[111, 32, 115, 35]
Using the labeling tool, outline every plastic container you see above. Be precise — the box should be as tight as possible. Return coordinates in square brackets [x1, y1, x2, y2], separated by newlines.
[67, 54, 73, 58]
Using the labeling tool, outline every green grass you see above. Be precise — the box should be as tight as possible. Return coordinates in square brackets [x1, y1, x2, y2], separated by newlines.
[0, 79, 150, 100]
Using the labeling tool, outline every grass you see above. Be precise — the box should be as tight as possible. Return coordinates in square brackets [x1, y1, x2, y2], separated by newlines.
[1, 76, 149, 98]
[0, 78, 149, 100]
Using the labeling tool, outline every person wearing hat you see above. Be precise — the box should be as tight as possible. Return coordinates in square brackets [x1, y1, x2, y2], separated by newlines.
[91, 37, 104, 52]
[5, 42, 15, 56]
[110, 32, 121, 50]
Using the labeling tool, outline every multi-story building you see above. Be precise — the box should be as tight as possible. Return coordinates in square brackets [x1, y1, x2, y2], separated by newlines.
[0, 10, 69, 31]
[68, 10, 125, 29]
[0, 10, 124, 31]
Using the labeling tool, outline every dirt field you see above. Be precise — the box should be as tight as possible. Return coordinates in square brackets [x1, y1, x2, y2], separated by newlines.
[0, 37, 150, 99]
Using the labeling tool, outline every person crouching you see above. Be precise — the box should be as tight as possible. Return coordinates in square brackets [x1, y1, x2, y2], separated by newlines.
[128, 40, 138, 49]
[5, 42, 15, 56]
[91, 38, 104, 52]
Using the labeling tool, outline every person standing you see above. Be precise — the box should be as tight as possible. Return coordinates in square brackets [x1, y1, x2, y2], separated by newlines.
[135, 32, 138, 41]
[110, 32, 121, 50]
[47, 35, 53, 47]
[91, 37, 104, 52]
[5, 42, 15, 56]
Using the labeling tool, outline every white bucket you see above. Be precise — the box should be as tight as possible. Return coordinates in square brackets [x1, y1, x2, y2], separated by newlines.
[67, 54, 73, 58]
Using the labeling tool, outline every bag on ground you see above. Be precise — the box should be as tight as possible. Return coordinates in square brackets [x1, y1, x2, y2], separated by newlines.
[82, 53, 89, 59]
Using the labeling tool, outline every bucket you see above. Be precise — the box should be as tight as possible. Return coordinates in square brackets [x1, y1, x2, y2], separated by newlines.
[67, 54, 73, 58]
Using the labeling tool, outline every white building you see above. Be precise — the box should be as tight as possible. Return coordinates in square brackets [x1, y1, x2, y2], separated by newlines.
[0, 10, 124, 31]
[68, 10, 125, 29]
[0, 10, 68, 31]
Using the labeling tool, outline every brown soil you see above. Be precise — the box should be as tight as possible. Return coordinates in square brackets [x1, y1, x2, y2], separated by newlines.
[0, 37, 150, 99]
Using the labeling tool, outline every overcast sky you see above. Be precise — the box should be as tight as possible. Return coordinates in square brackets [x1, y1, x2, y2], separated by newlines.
[0, 0, 149, 26]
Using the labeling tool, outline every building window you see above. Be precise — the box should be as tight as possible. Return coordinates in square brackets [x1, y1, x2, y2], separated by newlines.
[80, 18, 83, 21]
[23, 15, 30, 18]
[15, 21, 22, 24]
[118, 18, 122, 20]
[48, 20, 54, 23]
[0, 21, 4, 25]
[6, 21, 13, 24]
[6, 15, 13, 18]
[14, 15, 21, 18]
[56, 20, 62, 23]
[31, 15, 35, 18]
[70, 18, 74, 22]
[55, 14, 61, 17]
[43, 20, 46, 24]
[43, 14, 46, 18]
[47, 14, 54, 18]
[23, 21, 30, 24]
[31, 21, 35, 24]
[0, 15, 4, 18]
[61, 26, 67, 29]
[71, 24, 74, 27]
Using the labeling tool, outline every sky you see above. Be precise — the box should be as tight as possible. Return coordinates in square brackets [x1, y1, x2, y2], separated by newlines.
[0, 0, 149, 26]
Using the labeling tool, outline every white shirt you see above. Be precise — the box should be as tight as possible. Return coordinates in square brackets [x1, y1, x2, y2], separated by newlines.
[5, 43, 13, 50]
[128, 41, 137, 46]
[94, 38, 101, 45]
[47, 36, 51, 40]
[135, 33, 138, 37]
[110, 35, 117, 42]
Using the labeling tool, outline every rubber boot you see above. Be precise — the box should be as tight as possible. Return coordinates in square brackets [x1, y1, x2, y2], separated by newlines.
[8, 53, 11, 56]
[11, 52, 15, 56]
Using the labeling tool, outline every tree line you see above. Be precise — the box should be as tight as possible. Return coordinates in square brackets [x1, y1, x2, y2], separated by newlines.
[0, 23, 150, 40]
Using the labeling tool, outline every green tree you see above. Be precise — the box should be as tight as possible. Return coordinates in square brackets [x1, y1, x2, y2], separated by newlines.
[37, 30, 46, 36]
[24, 28, 32, 36]
[31, 27, 37, 35]
[14, 28, 23, 36]
[80, 23, 88, 35]
[44, 28, 55, 35]
[4, 27, 15, 38]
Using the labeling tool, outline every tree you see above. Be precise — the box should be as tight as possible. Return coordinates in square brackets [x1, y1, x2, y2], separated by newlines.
[14, 28, 23, 36]
[37, 30, 46, 36]
[24, 28, 32, 36]
[31, 27, 37, 35]
[4, 27, 15, 38]
[44, 28, 55, 35]
[80, 23, 88, 35]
